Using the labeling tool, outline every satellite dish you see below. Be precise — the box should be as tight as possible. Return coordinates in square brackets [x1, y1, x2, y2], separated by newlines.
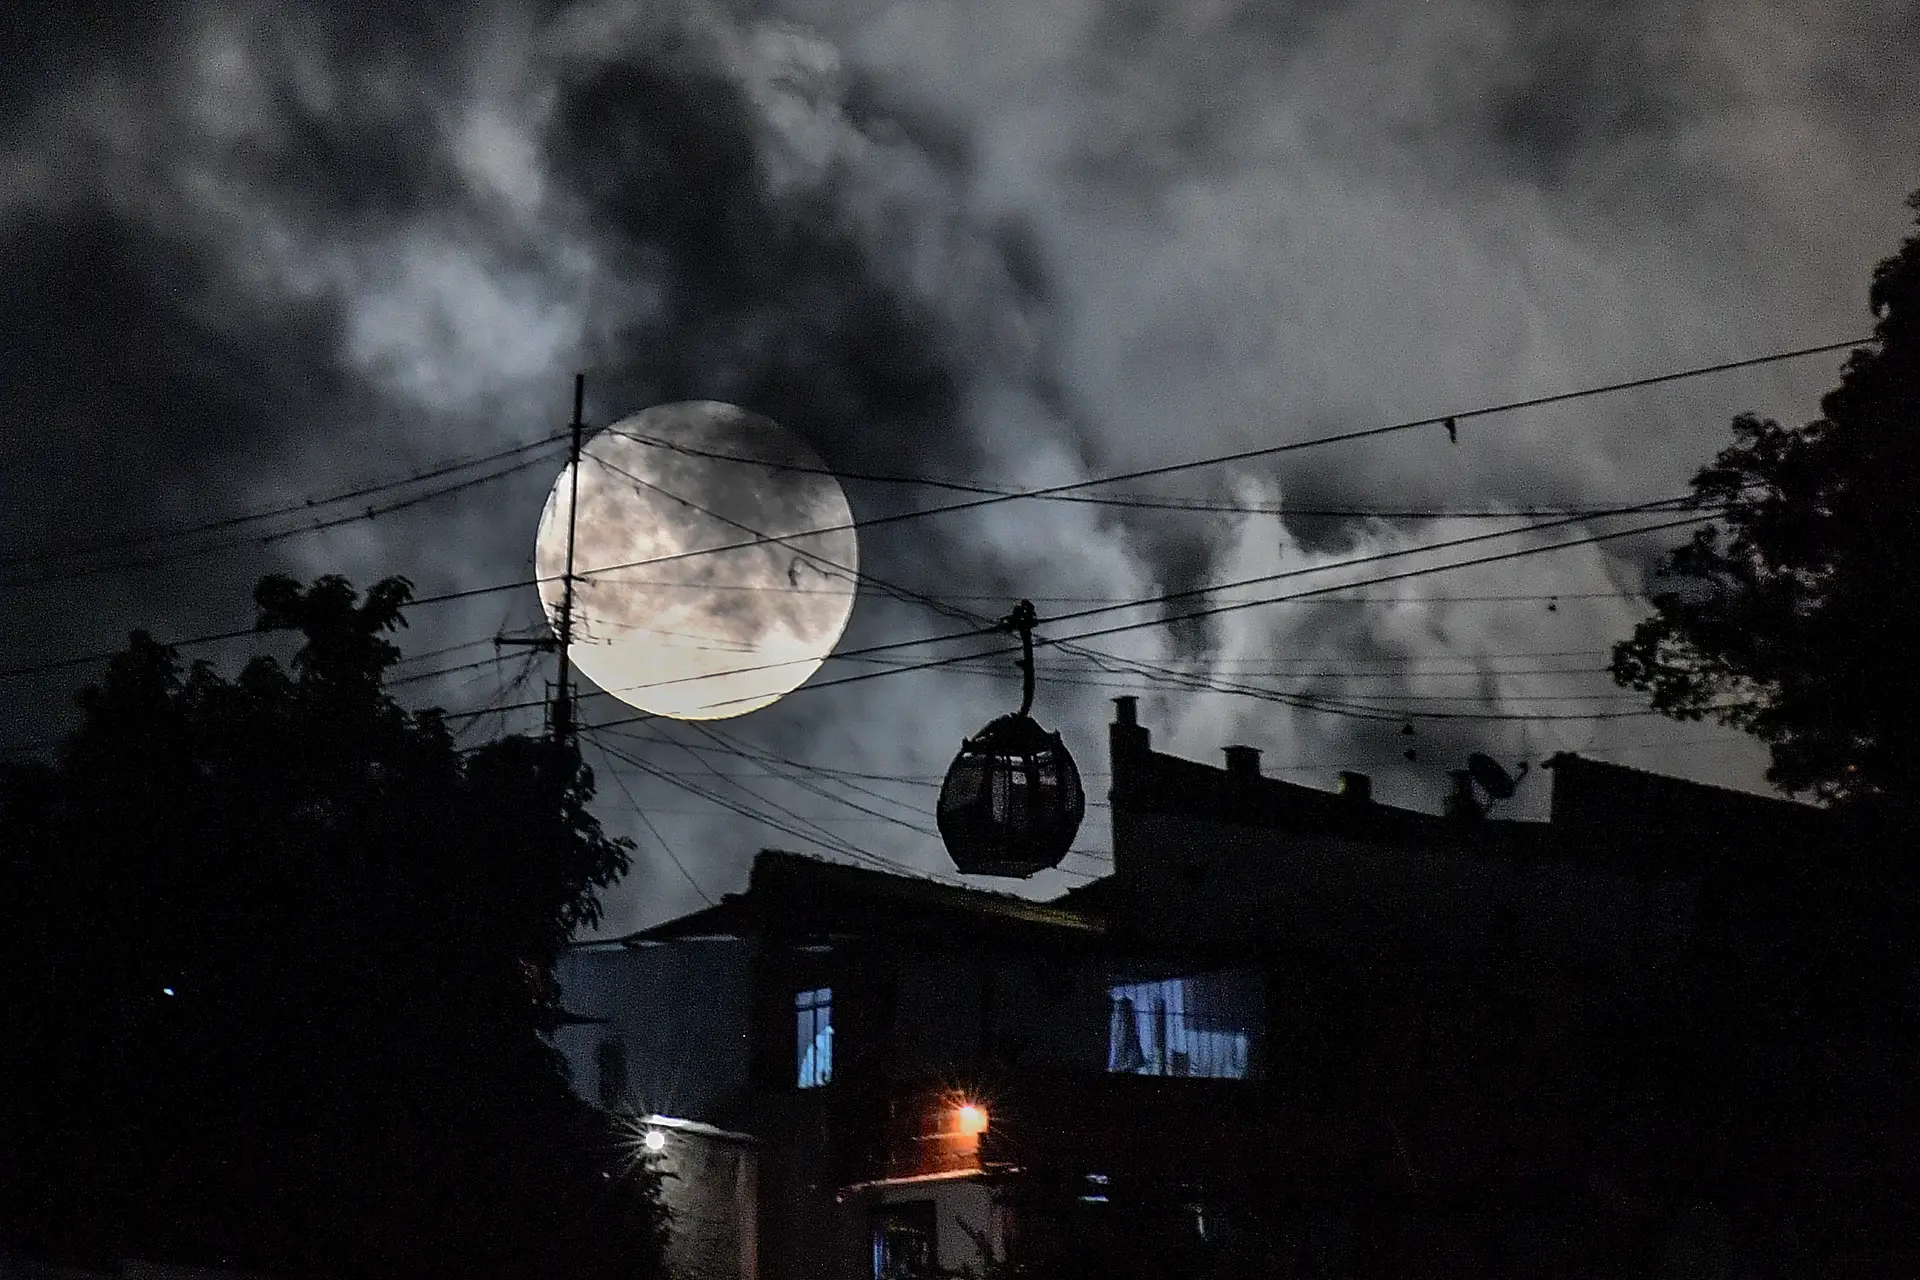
[1466, 752, 1527, 802]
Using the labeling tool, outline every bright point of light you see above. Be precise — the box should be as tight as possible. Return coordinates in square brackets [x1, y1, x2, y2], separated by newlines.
[642, 1129, 667, 1153]
[161, 987, 175, 997]
[955, 1103, 989, 1136]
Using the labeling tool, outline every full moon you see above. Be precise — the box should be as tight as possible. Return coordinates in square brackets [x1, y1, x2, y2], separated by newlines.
[534, 401, 858, 720]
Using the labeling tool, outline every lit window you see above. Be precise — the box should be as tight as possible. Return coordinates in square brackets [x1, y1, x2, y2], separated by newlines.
[1107, 977, 1250, 1080]
[796, 987, 834, 1088]
[872, 1201, 935, 1279]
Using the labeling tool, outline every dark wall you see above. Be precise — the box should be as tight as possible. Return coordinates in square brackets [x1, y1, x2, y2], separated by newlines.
[1109, 808, 1695, 981]
[553, 940, 757, 1127]
[886, 943, 1112, 1078]
[648, 1129, 758, 1280]
[746, 931, 1120, 1093]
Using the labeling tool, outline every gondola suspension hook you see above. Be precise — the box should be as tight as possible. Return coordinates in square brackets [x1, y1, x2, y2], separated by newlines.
[1002, 599, 1038, 717]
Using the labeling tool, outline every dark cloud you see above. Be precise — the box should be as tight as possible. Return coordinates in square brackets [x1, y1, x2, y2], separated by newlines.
[546, 56, 974, 482]
[1481, 4, 1726, 190]
[0, 5, 552, 740]
[0, 3, 183, 117]
[0, 208, 371, 729]
[2, 0, 1910, 924]
[241, 71, 463, 224]
[841, 72, 976, 179]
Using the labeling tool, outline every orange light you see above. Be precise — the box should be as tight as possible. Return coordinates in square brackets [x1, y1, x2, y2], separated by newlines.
[955, 1103, 989, 1136]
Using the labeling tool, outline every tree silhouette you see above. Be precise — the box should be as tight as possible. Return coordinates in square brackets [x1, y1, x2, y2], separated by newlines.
[0, 574, 666, 1279]
[1613, 190, 1920, 810]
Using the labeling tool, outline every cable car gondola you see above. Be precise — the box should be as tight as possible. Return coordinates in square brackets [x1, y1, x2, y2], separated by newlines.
[936, 601, 1086, 878]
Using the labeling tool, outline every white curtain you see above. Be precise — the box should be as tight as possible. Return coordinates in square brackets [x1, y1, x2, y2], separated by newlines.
[1107, 977, 1250, 1079]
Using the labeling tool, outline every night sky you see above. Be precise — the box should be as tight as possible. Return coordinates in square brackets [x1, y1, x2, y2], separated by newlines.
[3, 0, 1915, 931]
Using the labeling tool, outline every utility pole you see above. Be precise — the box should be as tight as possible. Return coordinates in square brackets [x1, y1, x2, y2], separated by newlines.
[497, 372, 587, 748]
[552, 373, 586, 746]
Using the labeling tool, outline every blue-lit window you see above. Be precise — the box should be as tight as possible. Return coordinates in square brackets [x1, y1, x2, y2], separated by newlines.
[796, 987, 834, 1088]
[871, 1201, 935, 1279]
[1108, 976, 1250, 1080]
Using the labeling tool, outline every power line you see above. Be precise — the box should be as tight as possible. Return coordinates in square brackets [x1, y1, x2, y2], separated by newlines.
[979, 516, 1733, 725]
[450, 650, 541, 745]
[610, 424, 1701, 520]
[573, 335, 1865, 585]
[589, 725, 955, 784]
[807, 662, 1645, 701]
[1048, 517, 1713, 660]
[590, 445, 1375, 720]
[0, 574, 555, 684]
[571, 493, 1708, 709]
[1, 335, 1856, 687]
[0, 434, 567, 574]
[385, 653, 513, 690]
[838, 652, 1617, 675]
[579, 509, 1719, 727]
[659, 724, 875, 859]
[3, 450, 562, 593]
[0, 646, 544, 762]
[595, 720, 1116, 875]
[583, 452, 975, 630]
[460, 507, 1705, 728]
[587, 446, 1221, 749]
[435, 505, 1715, 729]
[590, 739, 716, 906]
[605, 712, 893, 864]
[389, 636, 501, 669]
[580, 727, 1767, 787]
[587, 731, 965, 885]
[606, 331, 1869, 511]
[584, 442, 1272, 762]
[690, 721, 944, 841]
[541, 581, 1652, 606]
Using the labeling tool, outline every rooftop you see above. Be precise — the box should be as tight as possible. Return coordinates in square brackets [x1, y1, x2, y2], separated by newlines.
[598, 708, 1847, 955]
[617, 848, 1105, 947]
[1106, 693, 1835, 875]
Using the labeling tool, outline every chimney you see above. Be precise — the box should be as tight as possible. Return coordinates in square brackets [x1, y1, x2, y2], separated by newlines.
[1109, 698, 1152, 888]
[1337, 771, 1373, 803]
[1223, 745, 1262, 779]
[1110, 696, 1151, 789]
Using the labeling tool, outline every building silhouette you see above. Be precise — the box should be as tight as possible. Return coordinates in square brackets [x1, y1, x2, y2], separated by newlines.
[555, 697, 1917, 1278]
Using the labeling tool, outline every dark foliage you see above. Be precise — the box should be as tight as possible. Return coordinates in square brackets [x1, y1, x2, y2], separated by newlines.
[1613, 190, 1920, 810]
[0, 575, 666, 1279]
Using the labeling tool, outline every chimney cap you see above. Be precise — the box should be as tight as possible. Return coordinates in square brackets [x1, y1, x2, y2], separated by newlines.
[1223, 745, 1262, 778]
[1113, 695, 1138, 726]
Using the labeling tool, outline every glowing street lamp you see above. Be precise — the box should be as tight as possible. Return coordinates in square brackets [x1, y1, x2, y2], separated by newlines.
[955, 1103, 989, 1137]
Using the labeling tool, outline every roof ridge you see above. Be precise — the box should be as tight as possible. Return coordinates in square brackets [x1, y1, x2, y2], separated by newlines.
[1544, 750, 1823, 813]
[746, 848, 1105, 932]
